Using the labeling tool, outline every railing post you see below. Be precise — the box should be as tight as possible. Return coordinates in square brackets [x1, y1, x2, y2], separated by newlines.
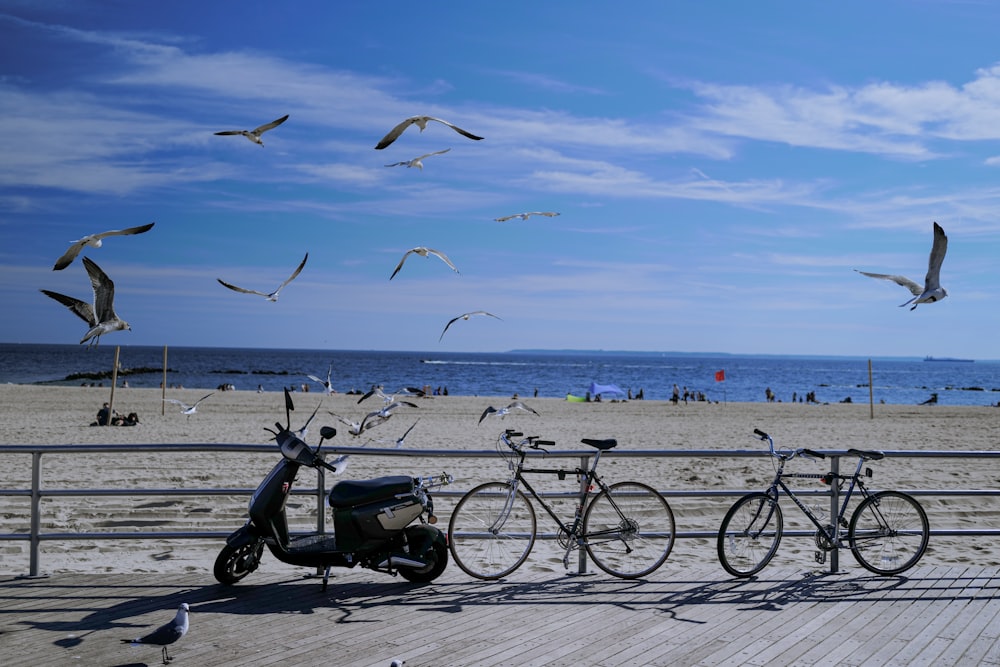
[829, 455, 840, 574]
[578, 455, 589, 574]
[29, 452, 41, 577]
[316, 460, 326, 534]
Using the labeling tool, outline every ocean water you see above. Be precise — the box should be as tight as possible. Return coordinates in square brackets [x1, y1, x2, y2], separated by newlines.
[1, 344, 999, 406]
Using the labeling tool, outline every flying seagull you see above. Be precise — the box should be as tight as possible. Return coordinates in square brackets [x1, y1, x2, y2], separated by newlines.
[329, 419, 419, 475]
[494, 212, 560, 222]
[163, 392, 214, 419]
[439, 310, 502, 341]
[375, 116, 483, 150]
[479, 400, 539, 425]
[855, 222, 949, 310]
[307, 363, 336, 394]
[41, 257, 130, 347]
[214, 114, 289, 146]
[384, 148, 451, 170]
[217, 252, 308, 301]
[53, 222, 155, 270]
[390, 247, 459, 280]
[358, 385, 425, 405]
[121, 602, 189, 665]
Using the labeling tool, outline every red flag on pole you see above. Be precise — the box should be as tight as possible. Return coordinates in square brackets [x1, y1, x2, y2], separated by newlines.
[715, 369, 725, 382]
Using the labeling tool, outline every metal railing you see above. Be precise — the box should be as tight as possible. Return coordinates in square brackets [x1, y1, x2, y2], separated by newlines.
[2, 443, 1000, 577]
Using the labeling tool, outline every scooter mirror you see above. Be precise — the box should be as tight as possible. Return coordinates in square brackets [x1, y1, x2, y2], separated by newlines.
[320, 426, 337, 440]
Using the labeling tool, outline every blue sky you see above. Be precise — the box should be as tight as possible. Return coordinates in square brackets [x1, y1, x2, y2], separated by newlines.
[2, 1, 999, 358]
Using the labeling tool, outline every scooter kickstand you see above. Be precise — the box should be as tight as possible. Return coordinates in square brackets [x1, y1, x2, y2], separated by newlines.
[321, 566, 331, 592]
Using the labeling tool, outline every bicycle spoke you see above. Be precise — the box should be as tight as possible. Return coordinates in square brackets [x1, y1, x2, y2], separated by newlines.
[583, 482, 674, 578]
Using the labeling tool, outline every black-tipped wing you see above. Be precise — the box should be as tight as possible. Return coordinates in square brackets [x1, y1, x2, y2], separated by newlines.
[431, 117, 484, 141]
[82, 257, 118, 323]
[254, 114, 289, 134]
[41, 289, 96, 325]
[925, 222, 948, 291]
[52, 241, 88, 271]
[854, 269, 923, 297]
[217, 278, 269, 297]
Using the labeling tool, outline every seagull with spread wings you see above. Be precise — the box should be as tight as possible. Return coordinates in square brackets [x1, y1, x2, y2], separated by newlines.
[440, 311, 502, 341]
[163, 392, 215, 419]
[384, 148, 451, 170]
[53, 222, 155, 270]
[306, 363, 336, 394]
[217, 253, 308, 302]
[855, 222, 949, 310]
[375, 116, 483, 150]
[390, 247, 459, 280]
[494, 212, 560, 222]
[41, 257, 130, 347]
[479, 400, 539, 424]
[214, 114, 289, 146]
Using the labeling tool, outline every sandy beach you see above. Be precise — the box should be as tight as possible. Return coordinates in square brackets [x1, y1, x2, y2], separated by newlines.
[1, 384, 998, 576]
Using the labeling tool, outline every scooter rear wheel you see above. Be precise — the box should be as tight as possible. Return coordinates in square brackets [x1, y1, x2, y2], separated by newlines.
[214, 540, 264, 585]
[398, 539, 449, 583]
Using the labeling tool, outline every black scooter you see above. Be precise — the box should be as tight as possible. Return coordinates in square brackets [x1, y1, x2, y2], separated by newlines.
[214, 390, 452, 590]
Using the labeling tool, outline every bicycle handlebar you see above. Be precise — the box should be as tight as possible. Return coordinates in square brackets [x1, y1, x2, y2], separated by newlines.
[754, 428, 824, 461]
[501, 429, 555, 451]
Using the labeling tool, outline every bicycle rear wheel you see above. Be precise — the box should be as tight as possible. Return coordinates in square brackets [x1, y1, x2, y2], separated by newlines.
[448, 482, 536, 580]
[848, 490, 929, 575]
[583, 481, 675, 578]
[717, 492, 783, 577]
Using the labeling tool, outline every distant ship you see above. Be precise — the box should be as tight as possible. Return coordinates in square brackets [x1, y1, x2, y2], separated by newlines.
[924, 356, 974, 363]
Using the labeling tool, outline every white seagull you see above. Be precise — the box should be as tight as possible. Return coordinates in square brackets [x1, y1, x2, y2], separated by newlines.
[357, 385, 425, 405]
[375, 116, 483, 150]
[479, 400, 539, 425]
[214, 114, 289, 146]
[217, 253, 308, 302]
[41, 257, 130, 347]
[163, 392, 215, 419]
[390, 247, 459, 280]
[307, 363, 336, 394]
[384, 148, 451, 170]
[494, 212, 560, 222]
[53, 222, 155, 271]
[440, 311, 502, 341]
[359, 400, 419, 433]
[855, 222, 949, 310]
[121, 602, 189, 665]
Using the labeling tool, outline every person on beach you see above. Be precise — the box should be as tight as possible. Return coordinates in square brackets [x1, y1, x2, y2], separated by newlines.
[671, 384, 680, 405]
[96, 403, 111, 426]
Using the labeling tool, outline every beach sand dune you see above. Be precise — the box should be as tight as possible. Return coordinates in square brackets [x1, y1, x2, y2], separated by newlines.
[2, 385, 998, 575]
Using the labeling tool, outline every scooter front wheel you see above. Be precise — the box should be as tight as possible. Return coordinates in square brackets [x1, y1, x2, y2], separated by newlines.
[214, 540, 265, 585]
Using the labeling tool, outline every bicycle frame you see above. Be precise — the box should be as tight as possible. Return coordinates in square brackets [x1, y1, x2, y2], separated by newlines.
[762, 453, 874, 549]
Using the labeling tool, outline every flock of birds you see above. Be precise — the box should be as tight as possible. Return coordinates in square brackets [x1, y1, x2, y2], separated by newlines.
[40, 114, 566, 347]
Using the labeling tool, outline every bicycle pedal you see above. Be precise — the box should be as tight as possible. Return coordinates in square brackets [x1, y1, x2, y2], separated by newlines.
[814, 550, 826, 564]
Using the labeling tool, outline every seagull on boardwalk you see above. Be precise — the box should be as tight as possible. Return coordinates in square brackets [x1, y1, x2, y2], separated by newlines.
[479, 400, 539, 425]
[384, 148, 451, 170]
[53, 222, 155, 270]
[855, 222, 949, 310]
[307, 364, 336, 394]
[214, 114, 289, 146]
[217, 253, 308, 302]
[41, 257, 130, 347]
[163, 392, 214, 419]
[390, 247, 459, 280]
[121, 602, 189, 664]
[494, 212, 560, 222]
[375, 116, 483, 149]
[440, 311, 502, 341]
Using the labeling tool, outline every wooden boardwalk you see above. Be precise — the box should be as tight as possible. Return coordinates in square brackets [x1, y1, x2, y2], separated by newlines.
[2, 562, 999, 666]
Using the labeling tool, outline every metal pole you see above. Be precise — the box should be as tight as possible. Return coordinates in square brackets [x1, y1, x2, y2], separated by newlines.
[29, 452, 41, 577]
[108, 346, 120, 426]
[830, 455, 840, 574]
[868, 359, 874, 420]
[162, 345, 167, 416]
[578, 455, 589, 574]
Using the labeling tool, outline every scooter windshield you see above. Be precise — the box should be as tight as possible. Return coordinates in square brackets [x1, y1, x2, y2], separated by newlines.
[279, 434, 316, 465]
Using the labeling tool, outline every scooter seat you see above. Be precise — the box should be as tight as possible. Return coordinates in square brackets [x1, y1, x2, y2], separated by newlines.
[328, 475, 414, 508]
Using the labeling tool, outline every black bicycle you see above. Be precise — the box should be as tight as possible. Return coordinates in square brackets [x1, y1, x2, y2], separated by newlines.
[718, 428, 929, 577]
[448, 429, 676, 579]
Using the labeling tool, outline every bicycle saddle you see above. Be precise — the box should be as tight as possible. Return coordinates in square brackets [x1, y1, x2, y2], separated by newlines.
[847, 448, 884, 461]
[581, 438, 618, 450]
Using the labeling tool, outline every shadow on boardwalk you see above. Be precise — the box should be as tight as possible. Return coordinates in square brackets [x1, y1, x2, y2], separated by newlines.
[2, 564, 999, 666]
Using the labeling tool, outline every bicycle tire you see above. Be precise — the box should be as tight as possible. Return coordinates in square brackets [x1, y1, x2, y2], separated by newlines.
[717, 492, 783, 577]
[447, 482, 536, 580]
[583, 481, 675, 578]
[848, 490, 929, 575]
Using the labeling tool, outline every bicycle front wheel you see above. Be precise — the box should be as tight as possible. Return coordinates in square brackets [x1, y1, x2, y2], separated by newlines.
[849, 490, 929, 575]
[448, 482, 536, 580]
[583, 482, 675, 578]
[718, 492, 783, 577]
